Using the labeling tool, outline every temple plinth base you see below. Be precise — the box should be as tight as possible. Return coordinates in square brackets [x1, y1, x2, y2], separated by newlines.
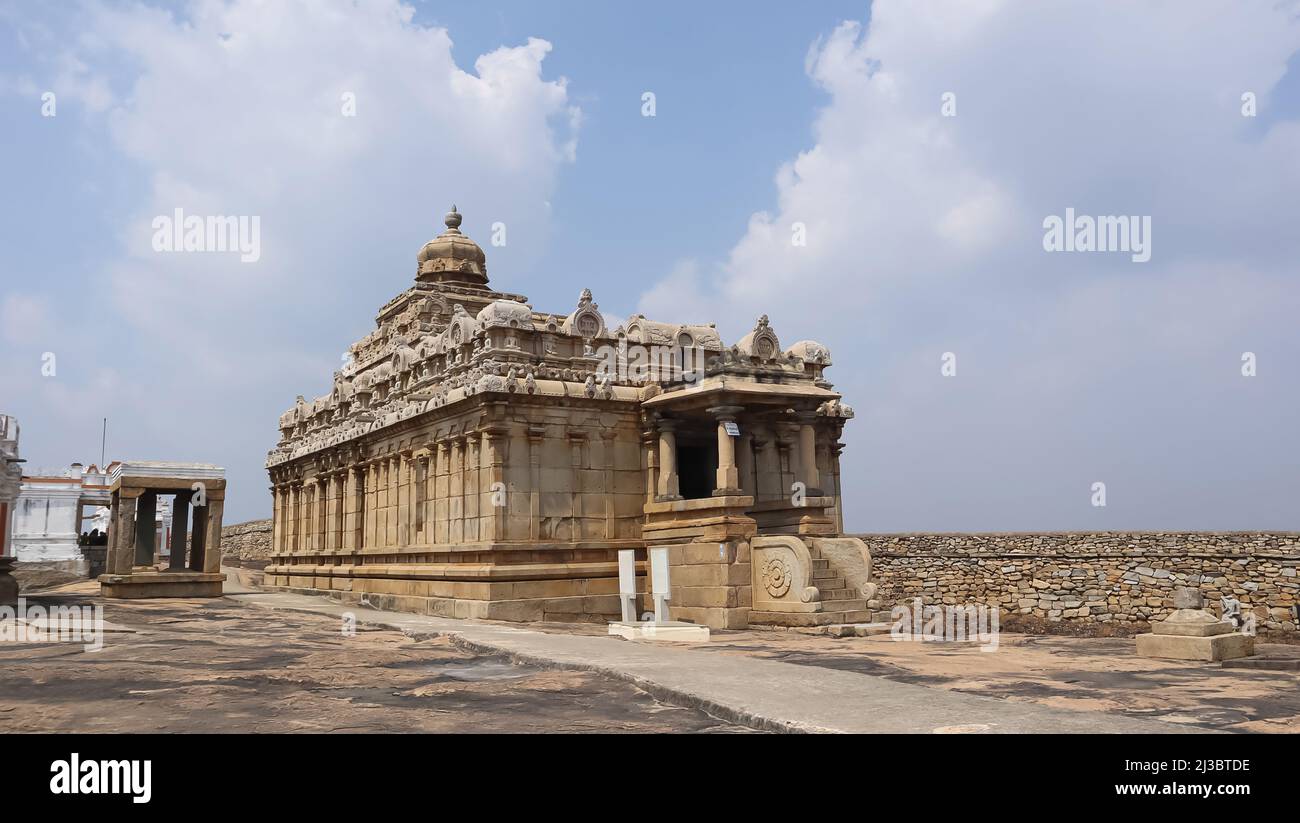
[1136, 631, 1253, 662]
[98, 570, 225, 599]
[1136, 589, 1255, 662]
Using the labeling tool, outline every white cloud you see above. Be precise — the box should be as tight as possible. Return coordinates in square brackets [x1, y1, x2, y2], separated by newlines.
[3, 0, 578, 521]
[1, 294, 51, 344]
[639, 1, 1300, 531]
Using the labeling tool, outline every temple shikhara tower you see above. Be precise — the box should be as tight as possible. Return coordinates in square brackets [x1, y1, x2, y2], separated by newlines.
[265, 207, 876, 628]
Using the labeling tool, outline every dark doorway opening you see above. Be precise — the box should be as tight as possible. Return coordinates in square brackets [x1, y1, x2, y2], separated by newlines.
[677, 443, 714, 500]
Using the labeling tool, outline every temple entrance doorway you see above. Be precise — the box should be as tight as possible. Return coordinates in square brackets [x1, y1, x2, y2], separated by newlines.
[676, 441, 715, 500]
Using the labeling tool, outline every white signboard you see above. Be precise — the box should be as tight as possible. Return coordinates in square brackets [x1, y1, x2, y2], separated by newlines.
[723, 421, 740, 436]
[617, 549, 636, 597]
[649, 547, 670, 598]
[649, 547, 672, 624]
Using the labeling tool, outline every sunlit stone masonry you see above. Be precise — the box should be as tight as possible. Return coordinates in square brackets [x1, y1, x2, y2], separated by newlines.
[265, 207, 876, 628]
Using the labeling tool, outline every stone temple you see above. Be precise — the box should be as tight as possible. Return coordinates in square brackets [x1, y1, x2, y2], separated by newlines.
[264, 207, 877, 629]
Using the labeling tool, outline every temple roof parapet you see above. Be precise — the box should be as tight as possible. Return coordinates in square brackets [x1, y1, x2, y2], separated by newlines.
[268, 207, 840, 468]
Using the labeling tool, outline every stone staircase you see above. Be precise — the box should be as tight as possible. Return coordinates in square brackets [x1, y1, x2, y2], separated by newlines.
[749, 547, 874, 627]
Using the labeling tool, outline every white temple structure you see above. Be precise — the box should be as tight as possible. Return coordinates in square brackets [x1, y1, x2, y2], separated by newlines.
[10, 461, 176, 574]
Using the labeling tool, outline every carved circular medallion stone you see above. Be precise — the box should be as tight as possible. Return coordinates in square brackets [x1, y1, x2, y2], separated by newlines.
[761, 557, 793, 598]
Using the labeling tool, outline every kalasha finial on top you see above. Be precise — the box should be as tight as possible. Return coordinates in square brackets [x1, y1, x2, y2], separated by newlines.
[444, 205, 462, 232]
[416, 202, 487, 285]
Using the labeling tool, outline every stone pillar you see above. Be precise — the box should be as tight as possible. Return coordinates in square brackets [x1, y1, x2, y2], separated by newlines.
[278, 485, 287, 552]
[189, 503, 209, 572]
[464, 435, 479, 543]
[568, 432, 586, 541]
[202, 498, 224, 574]
[397, 452, 411, 548]
[736, 431, 754, 496]
[334, 472, 345, 551]
[302, 482, 312, 552]
[777, 429, 796, 501]
[482, 430, 506, 543]
[642, 431, 659, 505]
[367, 464, 380, 549]
[269, 486, 278, 552]
[374, 460, 387, 549]
[656, 421, 680, 500]
[318, 477, 329, 551]
[387, 456, 400, 547]
[134, 491, 157, 568]
[288, 484, 298, 551]
[602, 430, 617, 539]
[309, 479, 321, 552]
[414, 454, 428, 542]
[709, 406, 744, 495]
[168, 493, 188, 570]
[319, 476, 331, 552]
[435, 440, 450, 544]
[450, 438, 465, 543]
[527, 427, 544, 541]
[423, 451, 435, 541]
[366, 461, 379, 549]
[108, 494, 136, 575]
[343, 466, 363, 551]
[831, 442, 845, 535]
[340, 471, 354, 551]
[797, 414, 821, 493]
[295, 482, 306, 551]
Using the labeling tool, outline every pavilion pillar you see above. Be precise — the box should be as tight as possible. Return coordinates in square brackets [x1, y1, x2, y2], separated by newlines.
[189, 503, 209, 572]
[279, 484, 290, 552]
[656, 421, 680, 500]
[709, 405, 744, 495]
[270, 485, 281, 552]
[797, 413, 821, 494]
[736, 431, 754, 496]
[133, 491, 157, 568]
[168, 493, 188, 570]
[201, 498, 224, 573]
[777, 430, 796, 501]
[642, 431, 659, 505]
[108, 494, 136, 575]
[831, 442, 845, 534]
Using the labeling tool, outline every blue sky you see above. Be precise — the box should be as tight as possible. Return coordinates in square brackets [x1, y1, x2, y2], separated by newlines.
[2, 0, 1298, 531]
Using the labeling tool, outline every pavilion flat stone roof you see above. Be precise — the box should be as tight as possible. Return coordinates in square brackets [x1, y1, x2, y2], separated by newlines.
[109, 461, 226, 483]
[642, 376, 840, 409]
